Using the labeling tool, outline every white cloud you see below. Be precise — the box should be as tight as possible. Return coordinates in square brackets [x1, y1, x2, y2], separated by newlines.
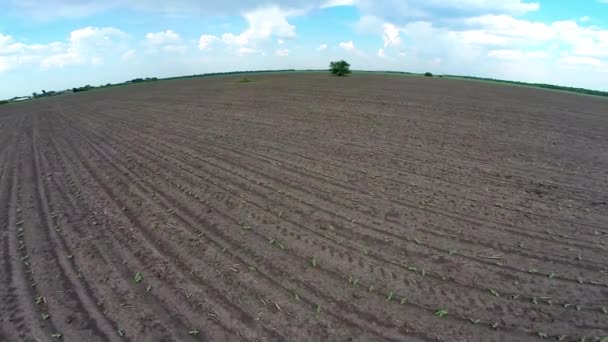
[561, 55, 602, 66]
[353, 0, 539, 23]
[0, 56, 11, 72]
[339, 40, 366, 57]
[0, 26, 128, 72]
[145, 29, 187, 53]
[580, 16, 591, 23]
[377, 48, 385, 58]
[277, 39, 285, 45]
[321, 0, 355, 8]
[317, 43, 328, 51]
[382, 23, 402, 47]
[339, 41, 355, 51]
[41, 49, 85, 69]
[487, 49, 549, 60]
[275, 48, 289, 56]
[146, 29, 180, 45]
[221, 6, 296, 53]
[198, 34, 219, 50]
[237, 47, 257, 55]
[121, 49, 136, 61]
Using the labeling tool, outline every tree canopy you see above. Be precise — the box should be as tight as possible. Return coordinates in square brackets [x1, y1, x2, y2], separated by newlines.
[329, 60, 351, 76]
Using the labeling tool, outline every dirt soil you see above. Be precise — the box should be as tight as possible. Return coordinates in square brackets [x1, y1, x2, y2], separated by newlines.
[1, 73, 607, 342]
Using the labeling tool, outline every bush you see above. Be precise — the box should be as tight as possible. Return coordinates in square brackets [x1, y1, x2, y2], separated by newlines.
[0, 100, 9, 105]
[329, 60, 351, 76]
[424, 72, 433, 77]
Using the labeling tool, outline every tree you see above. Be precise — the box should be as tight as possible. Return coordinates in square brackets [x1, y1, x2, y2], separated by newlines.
[329, 60, 351, 76]
[424, 72, 433, 77]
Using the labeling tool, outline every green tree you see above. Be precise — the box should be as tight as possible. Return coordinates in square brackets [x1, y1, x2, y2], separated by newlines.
[329, 60, 351, 76]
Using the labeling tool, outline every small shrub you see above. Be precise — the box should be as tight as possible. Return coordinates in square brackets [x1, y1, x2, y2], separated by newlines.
[236, 77, 253, 83]
[424, 72, 433, 77]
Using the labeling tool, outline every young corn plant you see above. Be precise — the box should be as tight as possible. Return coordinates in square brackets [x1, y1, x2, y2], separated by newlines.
[434, 309, 448, 318]
[134, 272, 143, 283]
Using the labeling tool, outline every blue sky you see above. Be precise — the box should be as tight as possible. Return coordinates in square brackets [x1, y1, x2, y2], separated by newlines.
[1, 0, 607, 99]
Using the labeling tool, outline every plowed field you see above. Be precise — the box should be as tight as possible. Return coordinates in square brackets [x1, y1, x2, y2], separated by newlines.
[1, 73, 607, 341]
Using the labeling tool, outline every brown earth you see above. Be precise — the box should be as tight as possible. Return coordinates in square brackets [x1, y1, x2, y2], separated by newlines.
[1, 72, 607, 342]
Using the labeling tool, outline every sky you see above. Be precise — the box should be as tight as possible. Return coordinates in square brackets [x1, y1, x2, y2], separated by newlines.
[1, 0, 607, 99]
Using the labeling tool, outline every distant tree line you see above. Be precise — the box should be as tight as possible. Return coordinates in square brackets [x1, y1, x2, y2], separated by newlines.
[72, 85, 95, 93]
[129, 77, 159, 83]
[445, 75, 608, 98]
[163, 69, 296, 81]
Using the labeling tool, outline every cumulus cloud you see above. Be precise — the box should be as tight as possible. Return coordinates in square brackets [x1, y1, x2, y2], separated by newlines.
[0, 26, 128, 72]
[219, 6, 297, 55]
[561, 55, 602, 66]
[382, 23, 401, 47]
[198, 34, 219, 50]
[145, 29, 187, 53]
[275, 48, 289, 56]
[353, 0, 539, 23]
[339, 40, 365, 56]
[339, 40, 355, 51]
[321, 0, 354, 8]
[487, 49, 549, 60]
[317, 43, 328, 51]
[121, 49, 136, 61]
[377, 48, 385, 58]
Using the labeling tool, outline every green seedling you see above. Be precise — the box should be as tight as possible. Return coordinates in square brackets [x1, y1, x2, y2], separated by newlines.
[35, 296, 46, 305]
[315, 304, 321, 314]
[407, 266, 417, 272]
[601, 307, 607, 314]
[434, 309, 448, 318]
[532, 297, 538, 305]
[363, 248, 368, 256]
[468, 318, 480, 324]
[134, 272, 143, 283]
[528, 268, 537, 274]
[549, 273, 556, 279]
[491, 322, 499, 329]
[310, 257, 317, 267]
[269, 238, 276, 245]
[146, 285, 152, 292]
[448, 249, 457, 255]
[118, 330, 125, 337]
[557, 336, 567, 341]
[577, 277, 584, 284]
[248, 266, 257, 272]
[41, 313, 50, 320]
[368, 285, 374, 292]
[489, 289, 500, 297]
[386, 291, 393, 301]
[414, 238, 421, 245]
[242, 225, 251, 230]
[294, 293, 300, 301]
[189, 330, 199, 336]
[51, 333, 62, 339]
[400, 298, 407, 304]
[537, 332, 547, 338]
